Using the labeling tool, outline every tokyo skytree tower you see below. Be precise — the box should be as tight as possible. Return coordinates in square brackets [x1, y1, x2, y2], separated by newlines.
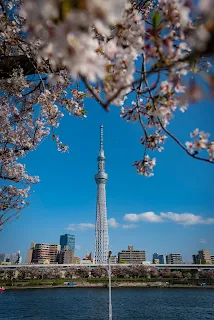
[94, 125, 109, 264]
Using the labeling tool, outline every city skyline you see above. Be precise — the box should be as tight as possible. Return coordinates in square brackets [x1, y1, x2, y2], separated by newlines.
[1, 230, 214, 265]
[0, 97, 213, 262]
[1, 240, 214, 265]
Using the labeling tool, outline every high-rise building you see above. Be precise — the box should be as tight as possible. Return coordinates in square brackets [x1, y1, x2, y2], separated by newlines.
[166, 253, 183, 264]
[158, 255, 166, 264]
[26, 242, 36, 264]
[152, 253, 159, 263]
[60, 234, 75, 252]
[26, 250, 33, 264]
[152, 253, 166, 264]
[192, 254, 199, 264]
[118, 245, 146, 264]
[94, 125, 109, 264]
[0, 254, 6, 263]
[31, 243, 61, 264]
[198, 250, 211, 264]
[10, 251, 22, 264]
[192, 250, 212, 264]
[0, 251, 22, 264]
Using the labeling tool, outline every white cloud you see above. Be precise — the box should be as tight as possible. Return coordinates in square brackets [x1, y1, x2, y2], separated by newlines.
[124, 212, 163, 223]
[123, 211, 214, 226]
[108, 218, 138, 229]
[108, 218, 120, 228]
[66, 212, 213, 232]
[66, 218, 138, 231]
[75, 244, 81, 250]
[200, 238, 207, 244]
[65, 223, 95, 231]
[160, 212, 214, 225]
[121, 224, 138, 229]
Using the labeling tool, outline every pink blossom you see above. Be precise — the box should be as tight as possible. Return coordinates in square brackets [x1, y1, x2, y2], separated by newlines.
[190, 129, 199, 138]
[185, 142, 195, 152]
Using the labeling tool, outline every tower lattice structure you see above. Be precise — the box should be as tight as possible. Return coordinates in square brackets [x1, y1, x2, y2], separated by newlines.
[94, 125, 109, 264]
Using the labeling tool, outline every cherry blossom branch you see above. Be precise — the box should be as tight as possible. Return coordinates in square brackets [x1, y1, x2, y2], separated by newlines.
[22, 79, 45, 97]
[141, 52, 214, 164]
[160, 125, 214, 164]
[81, 76, 106, 109]
[1, 0, 214, 229]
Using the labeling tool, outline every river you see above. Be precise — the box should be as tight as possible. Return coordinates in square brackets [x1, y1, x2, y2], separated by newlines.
[0, 288, 214, 319]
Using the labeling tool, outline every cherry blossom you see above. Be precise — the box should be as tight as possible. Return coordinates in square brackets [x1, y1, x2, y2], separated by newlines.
[0, 0, 214, 228]
[133, 155, 156, 177]
[186, 130, 214, 161]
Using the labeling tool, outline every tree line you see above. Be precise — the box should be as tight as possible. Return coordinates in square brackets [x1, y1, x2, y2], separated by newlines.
[0, 265, 214, 282]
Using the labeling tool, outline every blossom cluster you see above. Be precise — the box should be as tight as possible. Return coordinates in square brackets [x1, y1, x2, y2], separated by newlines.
[21, 0, 214, 163]
[21, 0, 127, 81]
[133, 155, 156, 177]
[186, 129, 214, 161]
[140, 132, 167, 152]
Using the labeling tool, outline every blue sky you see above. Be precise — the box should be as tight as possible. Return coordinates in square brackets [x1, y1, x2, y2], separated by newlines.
[0, 95, 214, 263]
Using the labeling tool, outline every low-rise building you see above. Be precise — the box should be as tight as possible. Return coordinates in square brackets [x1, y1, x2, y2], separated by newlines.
[166, 253, 183, 264]
[118, 245, 146, 264]
[109, 255, 117, 264]
[81, 252, 94, 264]
[211, 256, 214, 264]
[73, 256, 81, 264]
[59, 246, 74, 264]
[153, 259, 159, 264]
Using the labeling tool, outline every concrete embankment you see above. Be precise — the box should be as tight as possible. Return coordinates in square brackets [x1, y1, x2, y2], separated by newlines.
[4, 282, 214, 290]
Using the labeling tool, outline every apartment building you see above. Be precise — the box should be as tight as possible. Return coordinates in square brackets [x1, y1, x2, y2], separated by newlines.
[118, 245, 146, 264]
[193, 250, 212, 264]
[166, 253, 183, 264]
[29, 243, 61, 264]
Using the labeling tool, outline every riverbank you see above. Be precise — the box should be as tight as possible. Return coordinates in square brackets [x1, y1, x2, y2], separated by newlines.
[4, 282, 214, 290]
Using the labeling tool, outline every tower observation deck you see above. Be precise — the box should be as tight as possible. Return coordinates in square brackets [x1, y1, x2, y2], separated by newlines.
[94, 125, 109, 264]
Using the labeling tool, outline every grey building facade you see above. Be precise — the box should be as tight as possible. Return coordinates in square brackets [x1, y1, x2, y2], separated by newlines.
[166, 253, 183, 264]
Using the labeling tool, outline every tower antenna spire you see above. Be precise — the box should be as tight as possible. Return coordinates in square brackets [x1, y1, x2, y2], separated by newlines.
[95, 124, 109, 265]
[100, 124, 103, 150]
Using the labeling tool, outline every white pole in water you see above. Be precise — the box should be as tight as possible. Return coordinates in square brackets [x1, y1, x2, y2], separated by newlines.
[108, 251, 112, 320]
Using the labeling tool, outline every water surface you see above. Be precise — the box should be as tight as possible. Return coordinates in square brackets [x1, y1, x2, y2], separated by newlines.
[0, 288, 214, 319]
